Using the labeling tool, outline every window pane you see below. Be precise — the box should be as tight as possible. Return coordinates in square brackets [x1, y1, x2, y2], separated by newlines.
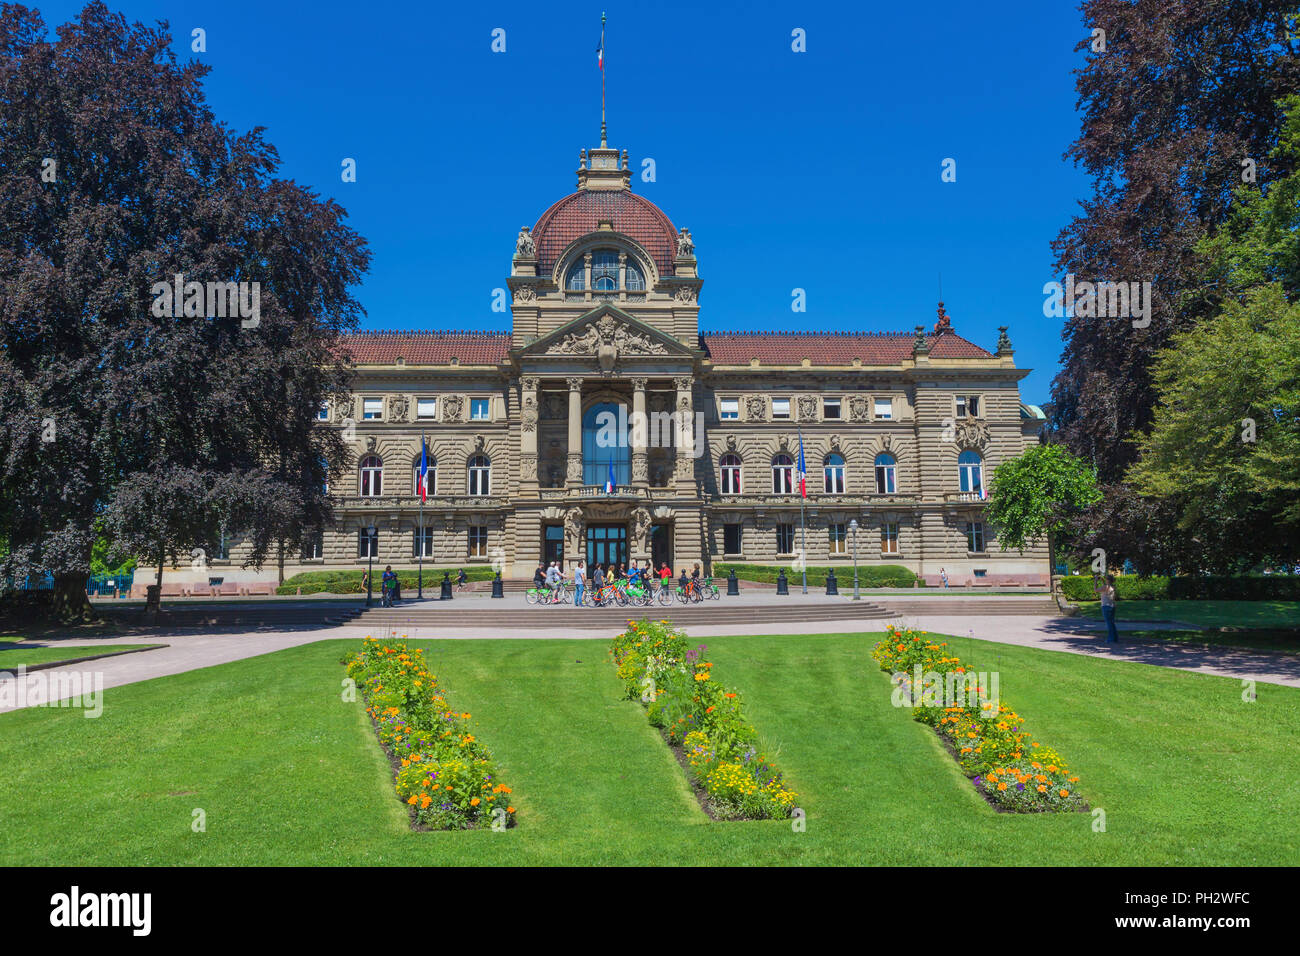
[823, 398, 841, 419]
[416, 398, 437, 418]
[363, 398, 383, 419]
[772, 398, 790, 418]
[776, 524, 794, 554]
[719, 398, 738, 419]
[566, 262, 585, 290]
[471, 398, 490, 420]
[317, 403, 329, 420]
[874, 398, 892, 419]
[724, 524, 742, 554]
[626, 260, 645, 290]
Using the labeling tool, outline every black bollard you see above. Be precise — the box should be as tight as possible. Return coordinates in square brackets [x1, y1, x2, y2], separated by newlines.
[825, 569, 839, 595]
[776, 569, 789, 595]
[440, 571, 452, 601]
[491, 570, 504, 598]
[726, 569, 739, 596]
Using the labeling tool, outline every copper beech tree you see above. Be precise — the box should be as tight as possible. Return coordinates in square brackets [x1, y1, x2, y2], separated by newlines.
[0, 3, 369, 619]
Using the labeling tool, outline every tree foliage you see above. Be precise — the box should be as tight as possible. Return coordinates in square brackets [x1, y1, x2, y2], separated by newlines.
[986, 444, 1101, 552]
[0, 3, 369, 618]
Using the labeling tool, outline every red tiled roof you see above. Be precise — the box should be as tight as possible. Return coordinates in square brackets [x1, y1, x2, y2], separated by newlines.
[340, 332, 512, 366]
[532, 190, 678, 278]
[699, 332, 992, 365]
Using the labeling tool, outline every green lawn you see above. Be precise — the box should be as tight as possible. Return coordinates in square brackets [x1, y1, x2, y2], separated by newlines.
[1077, 599, 1300, 628]
[0, 633, 1295, 865]
[0, 642, 158, 672]
[1120, 629, 1300, 654]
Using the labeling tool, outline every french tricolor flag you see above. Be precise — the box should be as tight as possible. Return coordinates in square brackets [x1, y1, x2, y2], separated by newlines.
[605, 460, 616, 495]
[418, 438, 429, 502]
[797, 433, 807, 499]
[596, 29, 604, 71]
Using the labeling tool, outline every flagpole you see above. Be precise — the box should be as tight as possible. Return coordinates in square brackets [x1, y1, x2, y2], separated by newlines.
[418, 431, 425, 599]
[600, 12, 607, 147]
[798, 428, 808, 594]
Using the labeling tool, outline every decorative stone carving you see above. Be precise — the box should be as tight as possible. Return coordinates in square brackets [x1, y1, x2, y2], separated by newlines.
[629, 376, 648, 390]
[515, 226, 535, 258]
[674, 455, 694, 480]
[954, 419, 991, 449]
[546, 314, 669, 356]
[649, 392, 671, 413]
[513, 284, 537, 302]
[567, 376, 584, 392]
[543, 393, 566, 419]
[390, 395, 410, 422]
[566, 452, 583, 482]
[673, 376, 693, 392]
[521, 395, 538, 432]
[724, 434, 737, 452]
[442, 395, 464, 423]
[797, 395, 817, 421]
[674, 285, 696, 303]
[632, 507, 652, 550]
[520, 377, 539, 393]
[849, 395, 870, 422]
[676, 228, 694, 257]
[365, 436, 377, 453]
[333, 393, 354, 420]
[519, 455, 538, 480]
[563, 507, 584, 550]
[746, 396, 766, 421]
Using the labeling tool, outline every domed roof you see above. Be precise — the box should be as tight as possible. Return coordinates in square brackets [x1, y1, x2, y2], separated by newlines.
[532, 188, 678, 280]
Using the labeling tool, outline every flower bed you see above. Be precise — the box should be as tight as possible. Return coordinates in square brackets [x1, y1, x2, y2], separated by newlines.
[610, 620, 797, 820]
[870, 625, 1086, 813]
[344, 637, 516, 830]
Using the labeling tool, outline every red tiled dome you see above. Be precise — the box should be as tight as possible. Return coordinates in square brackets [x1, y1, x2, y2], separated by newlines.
[532, 190, 677, 280]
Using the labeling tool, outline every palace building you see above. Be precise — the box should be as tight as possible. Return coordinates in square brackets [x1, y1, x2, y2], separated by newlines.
[177, 136, 1049, 588]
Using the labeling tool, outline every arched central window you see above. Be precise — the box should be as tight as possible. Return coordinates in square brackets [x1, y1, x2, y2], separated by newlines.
[592, 250, 619, 290]
[565, 260, 586, 290]
[719, 453, 742, 495]
[583, 402, 630, 486]
[874, 453, 897, 494]
[468, 455, 491, 496]
[626, 260, 645, 290]
[823, 453, 845, 495]
[565, 248, 649, 293]
[772, 454, 794, 494]
[359, 455, 383, 497]
[958, 451, 983, 494]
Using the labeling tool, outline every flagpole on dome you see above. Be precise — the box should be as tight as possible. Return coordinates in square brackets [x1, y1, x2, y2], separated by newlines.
[598, 12, 607, 148]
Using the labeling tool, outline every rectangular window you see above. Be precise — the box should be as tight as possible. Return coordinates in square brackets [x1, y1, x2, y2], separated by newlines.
[829, 523, 847, 555]
[358, 529, 379, 558]
[881, 521, 899, 554]
[416, 397, 437, 419]
[413, 526, 434, 558]
[772, 397, 791, 419]
[823, 397, 841, 420]
[303, 530, 324, 560]
[470, 398, 490, 421]
[966, 521, 986, 553]
[468, 525, 488, 558]
[316, 402, 329, 421]
[776, 523, 795, 555]
[957, 395, 980, 418]
[362, 397, 383, 420]
[723, 523, 742, 555]
[874, 397, 893, 420]
[719, 397, 739, 420]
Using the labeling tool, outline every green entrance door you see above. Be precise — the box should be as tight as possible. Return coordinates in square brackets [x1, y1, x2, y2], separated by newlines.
[586, 524, 628, 568]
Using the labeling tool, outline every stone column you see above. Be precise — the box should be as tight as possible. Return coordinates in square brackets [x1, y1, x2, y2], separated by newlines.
[566, 376, 584, 486]
[519, 376, 539, 493]
[674, 375, 695, 490]
[630, 376, 648, 485]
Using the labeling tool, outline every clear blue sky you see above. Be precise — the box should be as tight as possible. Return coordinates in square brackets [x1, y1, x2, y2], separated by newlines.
[39, 0, 1093, 404]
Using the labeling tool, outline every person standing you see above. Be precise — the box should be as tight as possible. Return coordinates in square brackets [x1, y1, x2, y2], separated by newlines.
[533, 563, 546, 590]
[939, 567, 949, 589]
[592, 562, 605, 605]
[574, 560, 586, 607]
[1097, 574, 1120, 644]
[381, 565, 395, 607]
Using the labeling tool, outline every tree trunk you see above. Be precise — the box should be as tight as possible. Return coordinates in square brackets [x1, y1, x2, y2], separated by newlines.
[277, 537, 285, 586]
[49, 571, 94, 623]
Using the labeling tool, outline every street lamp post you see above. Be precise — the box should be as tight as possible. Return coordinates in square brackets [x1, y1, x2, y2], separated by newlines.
[849, 518, 860, 601]
[365, 524, 377, 607]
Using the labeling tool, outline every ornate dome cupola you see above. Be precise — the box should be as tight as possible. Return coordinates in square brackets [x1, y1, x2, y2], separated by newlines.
[576, 144, 631, 191]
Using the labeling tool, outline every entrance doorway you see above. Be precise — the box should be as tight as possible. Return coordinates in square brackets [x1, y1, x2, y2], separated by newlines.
[543, 525, 564, 567]
[650, 523, 673, 573]
[586, 523, 628, 568]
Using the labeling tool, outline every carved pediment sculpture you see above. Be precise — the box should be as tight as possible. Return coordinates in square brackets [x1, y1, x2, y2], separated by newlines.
[544, 313, 669, 356]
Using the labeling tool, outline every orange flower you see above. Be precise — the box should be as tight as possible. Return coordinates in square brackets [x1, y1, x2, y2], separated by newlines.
[1059, 789, 1069, 798]
[470, 797, 480, 806]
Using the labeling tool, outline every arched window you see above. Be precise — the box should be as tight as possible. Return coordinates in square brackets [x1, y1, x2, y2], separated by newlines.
[626, 259, 646, 290]
[824, 453, 846, 495]
[874, 453, 897, 494]
[358, 455, 383, 497]
[582, 401, 629, 485]
[772, 454, 794, 494]
[958, 450, 983, 494]
[468, 455, 491, 496]
[592, 250, 619, 290]
[565, 260, 586, 290]
[412, 455, 436, 497]
[719, 453, 742, 495]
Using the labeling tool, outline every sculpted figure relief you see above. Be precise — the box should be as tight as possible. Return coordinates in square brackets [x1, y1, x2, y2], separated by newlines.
[676, 227, 694, 257]
[544, 313, 668, 356]
[515, 226, 535, 258]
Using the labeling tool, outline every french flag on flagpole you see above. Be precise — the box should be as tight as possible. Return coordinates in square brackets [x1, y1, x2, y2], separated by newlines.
[596, 27, 604, 71]
[418, 438, 429, 502]
[606, 461, 616, 495]
[797, 433, 807, 499]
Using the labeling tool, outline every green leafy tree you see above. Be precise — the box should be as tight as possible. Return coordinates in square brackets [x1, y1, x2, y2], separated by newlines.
[986, 445, 1101, 594]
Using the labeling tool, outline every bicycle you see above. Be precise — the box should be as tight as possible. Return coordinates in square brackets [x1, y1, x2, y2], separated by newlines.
[701, 576, 720, 600]
[655, 580, 674, 605]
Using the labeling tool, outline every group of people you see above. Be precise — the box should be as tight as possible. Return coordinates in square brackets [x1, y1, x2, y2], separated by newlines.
[532, 559, 702, 607]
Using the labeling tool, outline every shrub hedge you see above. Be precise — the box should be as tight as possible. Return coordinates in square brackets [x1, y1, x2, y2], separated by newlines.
[344, 637, 516, 830]
[714, 562, 918, 588]
[278, 567, 497, 595]
[871, 625, 1086, 813]
[610, 620, 798, 820]
[1060, 574, 1300, 602]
